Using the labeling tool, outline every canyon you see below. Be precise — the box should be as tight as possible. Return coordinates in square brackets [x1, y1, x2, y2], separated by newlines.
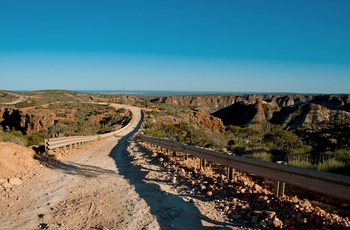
[151, 94, 350, 130]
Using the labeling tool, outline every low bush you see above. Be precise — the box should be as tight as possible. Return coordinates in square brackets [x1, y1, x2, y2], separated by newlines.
[0, 129, 28, 146]
[251, 152, 272, 162]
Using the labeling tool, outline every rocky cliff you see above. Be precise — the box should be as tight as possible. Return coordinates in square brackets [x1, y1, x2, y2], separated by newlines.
[151, 94, 350, 130]
[0, 108, 56, 135]
[0, 105, 124, 136]
[214, 95, 350, 130]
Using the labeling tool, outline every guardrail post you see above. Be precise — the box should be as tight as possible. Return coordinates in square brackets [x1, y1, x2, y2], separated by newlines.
[200, 158, 206, 170]
[183, 153, 188, 161]
[274, 180, 285, 198]
[45, 139, 49, 153]
[274, 161, 286, 198]
[274, 181, 280, 198]
[226, 167, 235, 180]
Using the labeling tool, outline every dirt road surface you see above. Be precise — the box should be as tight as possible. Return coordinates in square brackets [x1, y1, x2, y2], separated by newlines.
[1, 92, 27, 105]
[0, 105, 235, 230]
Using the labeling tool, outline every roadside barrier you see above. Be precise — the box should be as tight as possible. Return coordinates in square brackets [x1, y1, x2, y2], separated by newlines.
[139, 134, 350, 201]
[45, 104, 136, 152]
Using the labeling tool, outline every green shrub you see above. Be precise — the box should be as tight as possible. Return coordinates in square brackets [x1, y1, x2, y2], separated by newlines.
[0, 130, 28, 146]
[287, 155, 314, 169]
[263, 127, 304, 150]
[252, 152, 272, 162]
[316, 158, 346, 172]
[28, 132, 50, 146]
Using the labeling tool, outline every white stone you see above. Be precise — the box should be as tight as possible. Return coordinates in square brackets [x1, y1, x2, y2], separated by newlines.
[9, 177, 23, 186]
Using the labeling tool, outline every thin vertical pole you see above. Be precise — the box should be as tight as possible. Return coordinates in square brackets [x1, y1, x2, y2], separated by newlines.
[183, 153, 188, 161]
[200, 159, 206, 170]
[226, 167, 235, 180]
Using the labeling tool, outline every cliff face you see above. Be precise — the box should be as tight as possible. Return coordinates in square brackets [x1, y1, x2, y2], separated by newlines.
[148, 108, 225, 133]
[0, 108, 56, 135]
[191, 109, 225, 132]
[0, 106, 119, 136]
[150, 96, 237, 112]
[151, 94, 350, 130]
[214, 95, 350, 130]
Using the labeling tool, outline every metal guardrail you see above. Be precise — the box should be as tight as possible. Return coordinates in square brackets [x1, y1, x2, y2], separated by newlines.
[45, 105, 136, 151]
[139, 134, 350, 201]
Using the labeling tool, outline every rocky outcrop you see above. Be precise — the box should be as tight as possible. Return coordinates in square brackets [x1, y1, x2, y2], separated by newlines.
[148, 108, 225, 132]
[191, 109, 225, 132]
[151, 94, 350, 111]
[0, 108, 56, 135]
[270, 104, 350, 130]
[150, 95, 238, 112]
[151, 94, 350, 130]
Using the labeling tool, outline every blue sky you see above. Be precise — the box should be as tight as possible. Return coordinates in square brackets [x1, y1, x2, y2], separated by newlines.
[0, 0, 349, 93]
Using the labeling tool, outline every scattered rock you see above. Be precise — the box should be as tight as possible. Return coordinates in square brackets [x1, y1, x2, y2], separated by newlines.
[38, 223, 48, 229]
[1, 182, 12, 189]
[300, 199, 312, 208]
[271, 217, 283, 229]
[264, 210, 276, 219]
[223, 206, 230, 212]
[9, 177, 22, 186]
[291, 196, 299, 203]
[257, 195, 269, 202]
[253, 183, 262, 191]
[206, 191, 213, 197]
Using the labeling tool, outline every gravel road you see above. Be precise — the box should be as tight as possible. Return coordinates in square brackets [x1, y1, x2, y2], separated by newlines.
[0, 105, 234, 230]
[1, 92, 27, 105]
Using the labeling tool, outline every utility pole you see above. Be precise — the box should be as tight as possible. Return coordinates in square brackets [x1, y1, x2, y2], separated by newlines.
[124, 85, 127, 103]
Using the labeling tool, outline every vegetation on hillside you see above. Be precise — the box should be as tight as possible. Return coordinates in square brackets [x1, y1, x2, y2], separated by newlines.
[47, 103, 132, 137]
[0, 90, 132, 147]
[143, 102, 350, 176]
[0, 91, 18, 104]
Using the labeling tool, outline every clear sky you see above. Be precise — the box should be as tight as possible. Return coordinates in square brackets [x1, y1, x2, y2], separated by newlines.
[0, 0, 349, 93]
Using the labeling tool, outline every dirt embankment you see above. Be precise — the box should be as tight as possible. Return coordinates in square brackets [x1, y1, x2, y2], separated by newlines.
[0, 142, 43, 189]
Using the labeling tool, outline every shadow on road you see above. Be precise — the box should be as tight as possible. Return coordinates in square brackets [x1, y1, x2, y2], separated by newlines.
[109, 113, 233, 229]
[34, 154, 116, 178]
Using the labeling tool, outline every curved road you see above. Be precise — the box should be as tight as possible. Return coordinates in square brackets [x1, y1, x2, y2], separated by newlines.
[0, 104, 232, 229]
[2, 92, 27, 105]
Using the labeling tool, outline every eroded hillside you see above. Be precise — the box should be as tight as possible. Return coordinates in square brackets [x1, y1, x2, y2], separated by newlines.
[146, 94, 350, 175]
[0, 90, 132, 146]
[149, 94, 350, 130]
